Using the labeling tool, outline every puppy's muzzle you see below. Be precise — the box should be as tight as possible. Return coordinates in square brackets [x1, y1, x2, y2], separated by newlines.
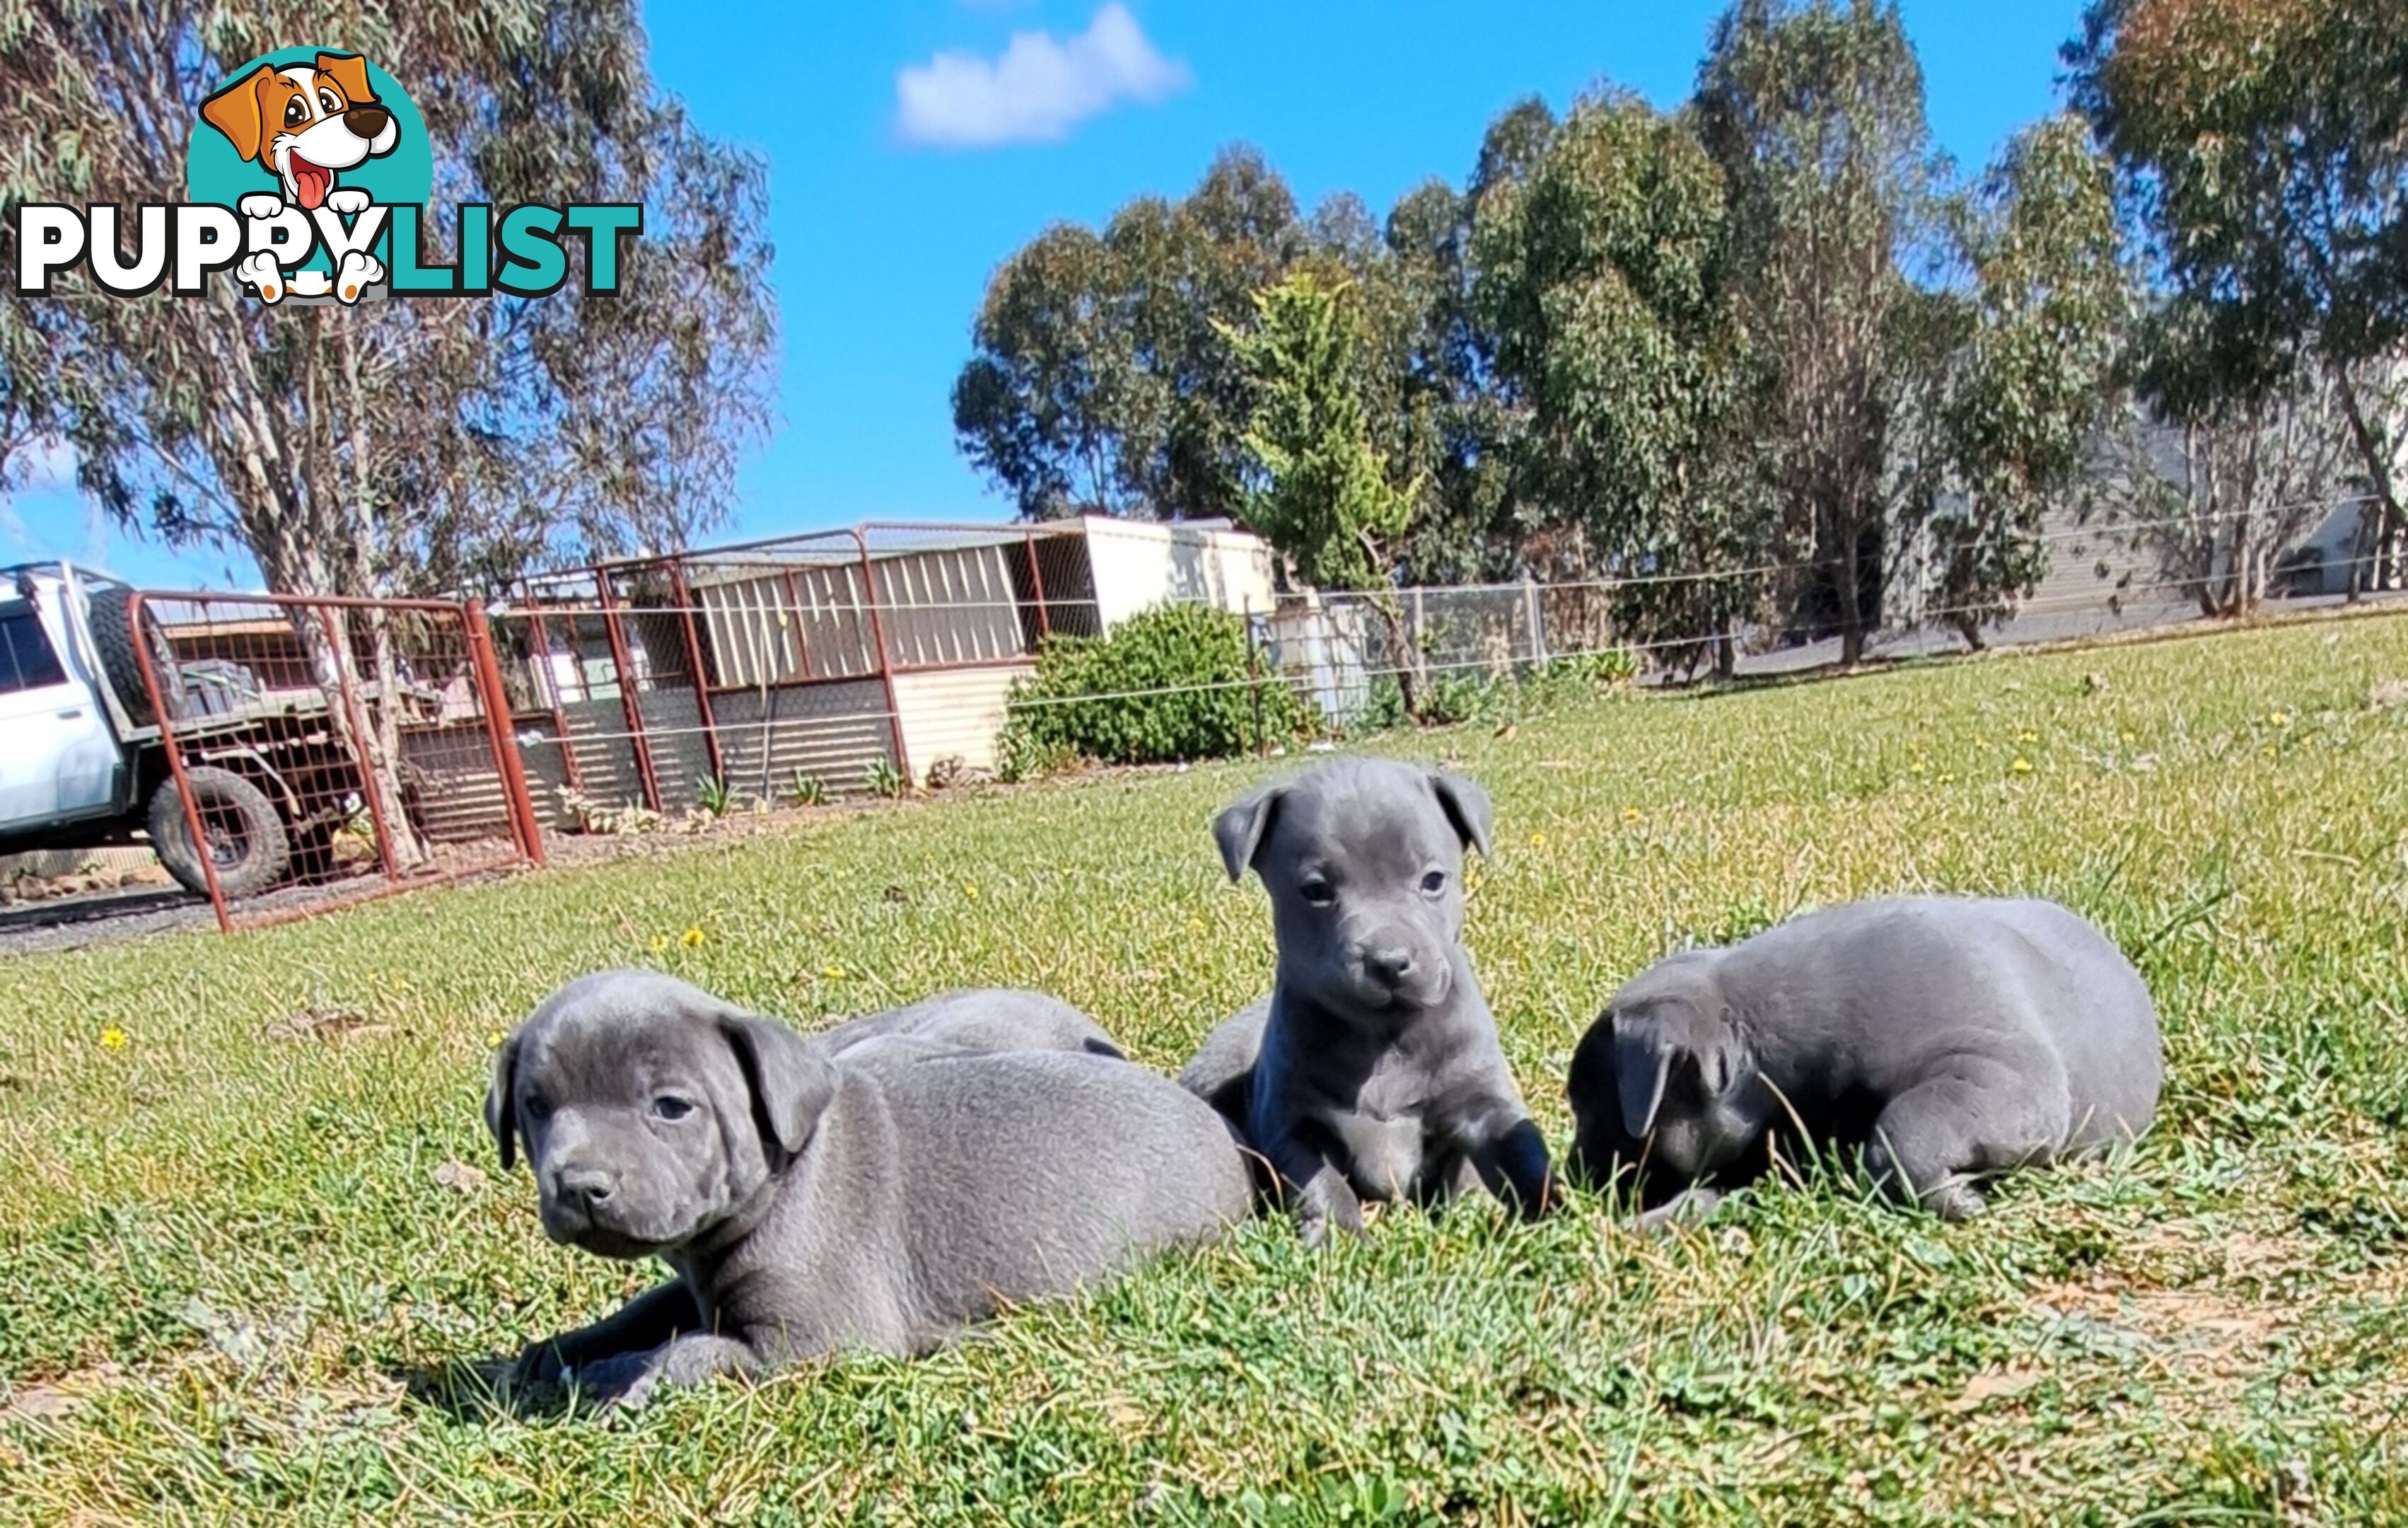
[541, 1165, 617, 1239]
[343, 104, 391, 139]
[1349, 932, 1452, 1009]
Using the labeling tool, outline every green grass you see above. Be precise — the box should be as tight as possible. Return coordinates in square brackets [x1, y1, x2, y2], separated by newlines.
[5, 615, 2408, 1526]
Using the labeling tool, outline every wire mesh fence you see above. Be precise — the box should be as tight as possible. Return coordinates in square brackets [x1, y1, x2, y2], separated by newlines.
[17, 498, 2397, 939]
[126, 592, 542, 930]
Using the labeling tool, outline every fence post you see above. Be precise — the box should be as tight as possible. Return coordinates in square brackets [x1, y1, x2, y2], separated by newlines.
[129, 592, 235, 934]
[854, 530, 912, 787]
[316, 603, 402, 883]
[664, 560, 726, 785]
[521, 606, 584, 794]
[465, 602, 548, 869]
[1524, 576, 1545, 666]
[596, 574, 663, 814]
[1245, 596, 1266, 757]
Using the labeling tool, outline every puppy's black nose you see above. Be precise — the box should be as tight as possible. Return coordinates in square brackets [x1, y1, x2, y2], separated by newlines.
[344, 103, 392, 139]
[554, 1167, 615, 1212]
[1364, 947, 1415, 987]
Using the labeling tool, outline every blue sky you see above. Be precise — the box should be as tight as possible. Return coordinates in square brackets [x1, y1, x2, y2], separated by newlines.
[4, 1, 2086, 589]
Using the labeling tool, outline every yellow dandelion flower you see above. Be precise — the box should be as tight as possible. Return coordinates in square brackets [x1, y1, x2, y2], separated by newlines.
[99, 1026, 128, 1050]
[1937, 771, 1958, 785]
[2011, 756, 2033, 775]
[484, 1029, 504, 1049]
[823, 963, 847, 980]
[1621, 806, 1641, 824]
[1185, 916, 1205, 934]
[2269, 711, 2291, 728]
[1528, 831, 1547, 849]
[1909, 760, 1926, 775]
[681, 927, 706, 949]
[962, 882, 979, 900]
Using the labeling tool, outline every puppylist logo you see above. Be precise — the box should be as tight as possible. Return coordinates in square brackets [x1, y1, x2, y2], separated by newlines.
[15, 47, 640, 306]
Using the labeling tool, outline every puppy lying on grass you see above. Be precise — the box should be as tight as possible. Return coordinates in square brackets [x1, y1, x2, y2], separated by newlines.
[1568, 896, 2162, 1222]
[489, 972, 1250, 1411]
[1180, 758, 1557, 1246]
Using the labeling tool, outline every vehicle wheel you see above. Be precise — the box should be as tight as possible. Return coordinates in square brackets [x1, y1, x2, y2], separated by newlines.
[86, 586, 184, 726]
[147, 767, 291, 898]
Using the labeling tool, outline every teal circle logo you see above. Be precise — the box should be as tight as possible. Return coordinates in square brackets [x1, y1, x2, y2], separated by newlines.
[187, 49, 431, 211]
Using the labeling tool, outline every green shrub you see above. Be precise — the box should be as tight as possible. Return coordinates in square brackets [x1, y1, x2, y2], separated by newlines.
[999, 603, 1308, 767]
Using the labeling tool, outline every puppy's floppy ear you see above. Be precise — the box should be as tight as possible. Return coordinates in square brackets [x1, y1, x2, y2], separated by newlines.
[484, 1029, 524, 1172]
[314, 52, 377, 105]
[1611, 1014, 1677, 1140]
[719, 1012, 838, 1164]
[1612, 997, 1745, 1138]
[201, 64, 277, 163]
[1212, 784, 1284, 883]
[1429, 771, 1493, 857]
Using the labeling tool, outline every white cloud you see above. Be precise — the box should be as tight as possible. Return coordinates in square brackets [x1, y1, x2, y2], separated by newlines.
[896, 3, 1191, 149]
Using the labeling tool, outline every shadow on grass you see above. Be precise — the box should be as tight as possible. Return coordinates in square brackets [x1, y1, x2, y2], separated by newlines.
[397, 1353, 580, 1424]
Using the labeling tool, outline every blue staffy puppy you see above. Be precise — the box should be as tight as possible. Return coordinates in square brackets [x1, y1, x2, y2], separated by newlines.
[811, 986, 1122, 1060]
[490, 972, 1250, 1410]
[1568, 896, 2163, 1221]
[1179, 758, 1557, 1245]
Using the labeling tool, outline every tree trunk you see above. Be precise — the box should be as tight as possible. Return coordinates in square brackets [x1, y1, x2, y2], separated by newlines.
[296, 607, 429, 872]
[1834, 520, 1866, 667]
[2332, 366, 2404, 603]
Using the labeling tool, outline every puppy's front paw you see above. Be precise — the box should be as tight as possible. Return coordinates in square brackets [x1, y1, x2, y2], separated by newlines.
[235, 251, 284, 304]
[324, 187, 372, 217]
[1632, 1186, 1723, 1234]
[569, 1352, 661, 1416]
[1922, 1181, 1986, 1220]
[508, 1337, 571, 1394]
[335, 250, 385, 303]
[238, 193, 286, 220]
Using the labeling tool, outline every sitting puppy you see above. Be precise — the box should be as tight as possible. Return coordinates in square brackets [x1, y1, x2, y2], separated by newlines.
[1178, 758, 1556, 1246]
[1567, 896, 2163, 1220]
[490, 971, 1250, 1410]
[811, 987, 1122, 1060]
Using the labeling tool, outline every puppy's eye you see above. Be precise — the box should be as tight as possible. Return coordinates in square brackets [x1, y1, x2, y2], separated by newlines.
[1299, 878, 1335, 906]
[522, 1094, 552, 1123]
[284, 98, 308, 127]
[651, 1095, 694, 1122]
[1421, 870, 1447, 895]
[319, 88, 342, 115]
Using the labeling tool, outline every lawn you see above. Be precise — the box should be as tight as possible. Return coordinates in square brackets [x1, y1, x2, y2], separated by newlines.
[4, 614, 2407, 1527]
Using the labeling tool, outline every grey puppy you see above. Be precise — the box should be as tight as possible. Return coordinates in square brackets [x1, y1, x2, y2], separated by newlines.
[489, 971, 1250, 1410]
[811, 986, 1122, 1060]
[1178, 758, 1557, 1245]
[1567, 896, 2163, 1220]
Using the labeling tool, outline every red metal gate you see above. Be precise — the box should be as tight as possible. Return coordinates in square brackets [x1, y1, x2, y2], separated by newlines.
[124, 591, 545, 932]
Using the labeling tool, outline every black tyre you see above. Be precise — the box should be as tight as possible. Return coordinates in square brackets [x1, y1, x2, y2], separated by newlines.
[147, 767, 291, 898]
[86, 586, 183, 726]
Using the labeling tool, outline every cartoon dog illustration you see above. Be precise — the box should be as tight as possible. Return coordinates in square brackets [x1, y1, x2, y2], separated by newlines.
[201, 52, 395, 303]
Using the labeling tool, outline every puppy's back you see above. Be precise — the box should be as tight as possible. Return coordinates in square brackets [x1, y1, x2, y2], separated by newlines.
[818, 988, 1122, 1060]
[1969, 898, 2162, 1141]
[851, 1045, 1251, 1298]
